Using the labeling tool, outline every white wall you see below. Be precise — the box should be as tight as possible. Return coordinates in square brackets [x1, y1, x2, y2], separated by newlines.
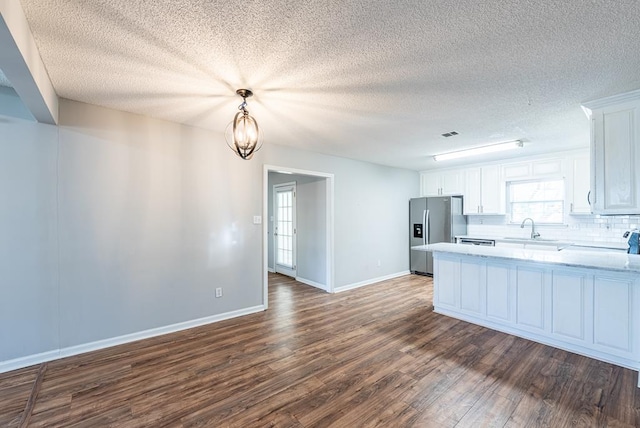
[0, 96, 419, 369]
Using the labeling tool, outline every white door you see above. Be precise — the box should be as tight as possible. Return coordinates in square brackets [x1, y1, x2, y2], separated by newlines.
[274, 183, 296, 277]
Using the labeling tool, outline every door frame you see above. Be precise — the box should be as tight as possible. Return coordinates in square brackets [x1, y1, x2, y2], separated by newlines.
[263, 165, 335, 308]
[273, 181, 297, 278]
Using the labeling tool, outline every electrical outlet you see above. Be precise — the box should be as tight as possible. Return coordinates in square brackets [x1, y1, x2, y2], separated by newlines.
[215, 287, 223, 298]
[377, 260, 381, 267]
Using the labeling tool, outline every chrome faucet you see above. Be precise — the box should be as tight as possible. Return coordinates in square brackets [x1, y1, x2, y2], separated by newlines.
[520, 217, 540, 239]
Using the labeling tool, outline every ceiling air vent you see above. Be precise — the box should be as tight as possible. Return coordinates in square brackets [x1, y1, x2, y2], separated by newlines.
[441, 131, 459, 138]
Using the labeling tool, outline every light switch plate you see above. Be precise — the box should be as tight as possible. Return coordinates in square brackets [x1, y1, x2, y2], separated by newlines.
[253, 216, 262, 224]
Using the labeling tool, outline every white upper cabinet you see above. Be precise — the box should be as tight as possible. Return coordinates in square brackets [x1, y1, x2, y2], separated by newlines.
[569, 153, 591, 214]
[583, 90, 640, 214]
[464, 165, 504, 215]
[501, 158, 563, 181]
[420, 169, 464, 196]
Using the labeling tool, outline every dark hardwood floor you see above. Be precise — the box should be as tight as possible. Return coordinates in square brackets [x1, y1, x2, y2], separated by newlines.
[1, 273, 639, 427]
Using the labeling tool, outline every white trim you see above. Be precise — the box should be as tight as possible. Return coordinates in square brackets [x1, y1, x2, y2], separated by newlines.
[296, 276, 327, 291]
[0, 350, 60, 374]
[582, 89, 640, 110]
[333, 271, 411, 293]
[0, 305, 264, 374]
[263, 164, 335, 308]
[267, 267, 275, 273]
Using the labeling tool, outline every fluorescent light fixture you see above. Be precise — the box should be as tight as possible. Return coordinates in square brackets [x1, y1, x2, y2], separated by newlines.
[433, 140, 524, 162]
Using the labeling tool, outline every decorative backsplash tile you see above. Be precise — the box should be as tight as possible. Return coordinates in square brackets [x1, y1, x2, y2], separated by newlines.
[467, 214, 640, 245]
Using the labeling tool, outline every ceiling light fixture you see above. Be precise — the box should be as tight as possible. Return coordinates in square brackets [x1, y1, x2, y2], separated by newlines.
[225, 89, 262, 160]
[433, 140, 524, 162]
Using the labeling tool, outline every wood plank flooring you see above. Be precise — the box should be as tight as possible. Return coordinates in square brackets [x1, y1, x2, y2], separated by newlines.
[1, 273, 639, 427]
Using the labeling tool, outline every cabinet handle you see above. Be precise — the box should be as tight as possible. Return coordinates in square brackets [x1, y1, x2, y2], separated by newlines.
[587, 190, 591, 205]
[570, 202, 574, 212]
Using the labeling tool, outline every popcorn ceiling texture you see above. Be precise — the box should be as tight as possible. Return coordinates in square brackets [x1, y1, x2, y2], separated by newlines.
[16, 0, 640, 170]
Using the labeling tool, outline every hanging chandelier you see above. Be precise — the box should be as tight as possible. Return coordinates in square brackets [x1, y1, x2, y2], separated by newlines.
[225, 89, 263, 160]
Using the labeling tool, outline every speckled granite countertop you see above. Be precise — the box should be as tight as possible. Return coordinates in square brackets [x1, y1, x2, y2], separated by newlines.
[413, 242, 640, 273]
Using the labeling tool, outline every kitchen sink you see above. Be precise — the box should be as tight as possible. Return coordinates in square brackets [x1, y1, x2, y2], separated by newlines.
[503, 237, 559, 242]
[499, 237, 573, 251]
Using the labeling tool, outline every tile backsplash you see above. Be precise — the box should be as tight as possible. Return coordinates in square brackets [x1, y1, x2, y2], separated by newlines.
[467, 214, 639, 245]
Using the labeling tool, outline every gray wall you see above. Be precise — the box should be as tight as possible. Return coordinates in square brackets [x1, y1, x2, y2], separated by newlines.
[263, 145, 419, 288]
[268, 172, 327, 286]
[0, 96, 419, 365]
[0, 86, 34, 121]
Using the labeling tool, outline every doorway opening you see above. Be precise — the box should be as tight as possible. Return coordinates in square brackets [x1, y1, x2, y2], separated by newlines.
[273, 182, 297, 278]
[263, 165, 334, 309]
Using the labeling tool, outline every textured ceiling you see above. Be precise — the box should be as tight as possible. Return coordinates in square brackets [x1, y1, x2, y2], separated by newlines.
[16, 0, 640, 170]
[0, 69, 11, 88]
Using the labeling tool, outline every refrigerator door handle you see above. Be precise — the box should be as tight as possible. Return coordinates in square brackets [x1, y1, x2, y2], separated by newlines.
[424, 209, 430, 245]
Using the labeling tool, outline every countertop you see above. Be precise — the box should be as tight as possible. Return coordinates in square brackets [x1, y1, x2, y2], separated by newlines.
[413, 242, 640, 273]
[455, 235, 629, 251]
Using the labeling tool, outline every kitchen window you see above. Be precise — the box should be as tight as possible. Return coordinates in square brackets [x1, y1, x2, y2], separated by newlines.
[507, 179, 565, 224]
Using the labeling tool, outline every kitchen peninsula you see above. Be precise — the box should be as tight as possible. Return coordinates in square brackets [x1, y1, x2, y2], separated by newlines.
[413, 242, 640, 387]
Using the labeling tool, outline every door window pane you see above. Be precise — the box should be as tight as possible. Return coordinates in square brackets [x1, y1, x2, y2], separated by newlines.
[276, 188, 294, 268]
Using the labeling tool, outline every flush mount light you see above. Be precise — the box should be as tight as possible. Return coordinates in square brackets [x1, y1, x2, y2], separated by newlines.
[433, 140, 524, 162]
[225, 89, 263, 160]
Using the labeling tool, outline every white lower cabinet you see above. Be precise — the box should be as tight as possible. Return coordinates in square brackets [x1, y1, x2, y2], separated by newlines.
[486, 264, 511, 323]
[551, 271, 590, 346]
[433, 253, 640, 386]
[434, 256, 458, 310]
[459, 259, 484, 316]
[515, 267, 547, 332]
[593, 275, 636, 359]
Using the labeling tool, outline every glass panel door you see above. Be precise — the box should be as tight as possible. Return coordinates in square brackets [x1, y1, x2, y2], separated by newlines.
[274, 183, 296, 277]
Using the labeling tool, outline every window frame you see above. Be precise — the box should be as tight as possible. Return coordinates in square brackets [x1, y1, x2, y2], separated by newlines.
[506, 178, 566, 225]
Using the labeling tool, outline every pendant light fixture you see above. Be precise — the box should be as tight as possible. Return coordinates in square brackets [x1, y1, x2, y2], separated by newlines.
[225, 89, 262, 160]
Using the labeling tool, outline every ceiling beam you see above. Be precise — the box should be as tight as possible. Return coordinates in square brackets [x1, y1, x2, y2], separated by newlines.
[0, 0, 58, 124]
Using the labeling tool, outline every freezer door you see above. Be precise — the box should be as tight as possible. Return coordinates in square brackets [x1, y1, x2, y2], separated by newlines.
[409, 198, 428, 273]
[422, 197, 447, 274]
[427, 197, 449, 244]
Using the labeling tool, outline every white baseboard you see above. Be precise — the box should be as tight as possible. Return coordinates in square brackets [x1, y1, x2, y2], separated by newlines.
[333, 270, 410, 293]
[0, 305, 265, 374]
[267, 267, 275, 273]
[296, 276, 327, 291]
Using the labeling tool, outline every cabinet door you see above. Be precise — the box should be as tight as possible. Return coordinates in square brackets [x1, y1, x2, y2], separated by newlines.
[592, 275, 637, 359]
[463, 168, 481, 214]
[434, 256, 459, 310]
[441, 169, 464, 195]
[480, 165, 504, 214]
[486, 264, 511, 323]
[591, 101, 640, 214]
[515, 267, 546, 333]
[551, 272, 590, 345]
[421, 171, 441, 196]
[570, 155, 591, 214]
[459, 259, 484, 316]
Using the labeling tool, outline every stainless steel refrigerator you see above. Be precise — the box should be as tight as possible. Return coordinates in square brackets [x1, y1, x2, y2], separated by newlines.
[410, 196, 467, 275]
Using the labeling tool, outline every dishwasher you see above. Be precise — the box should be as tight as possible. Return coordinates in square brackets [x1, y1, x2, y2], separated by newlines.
[457, 238, 496, 246]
